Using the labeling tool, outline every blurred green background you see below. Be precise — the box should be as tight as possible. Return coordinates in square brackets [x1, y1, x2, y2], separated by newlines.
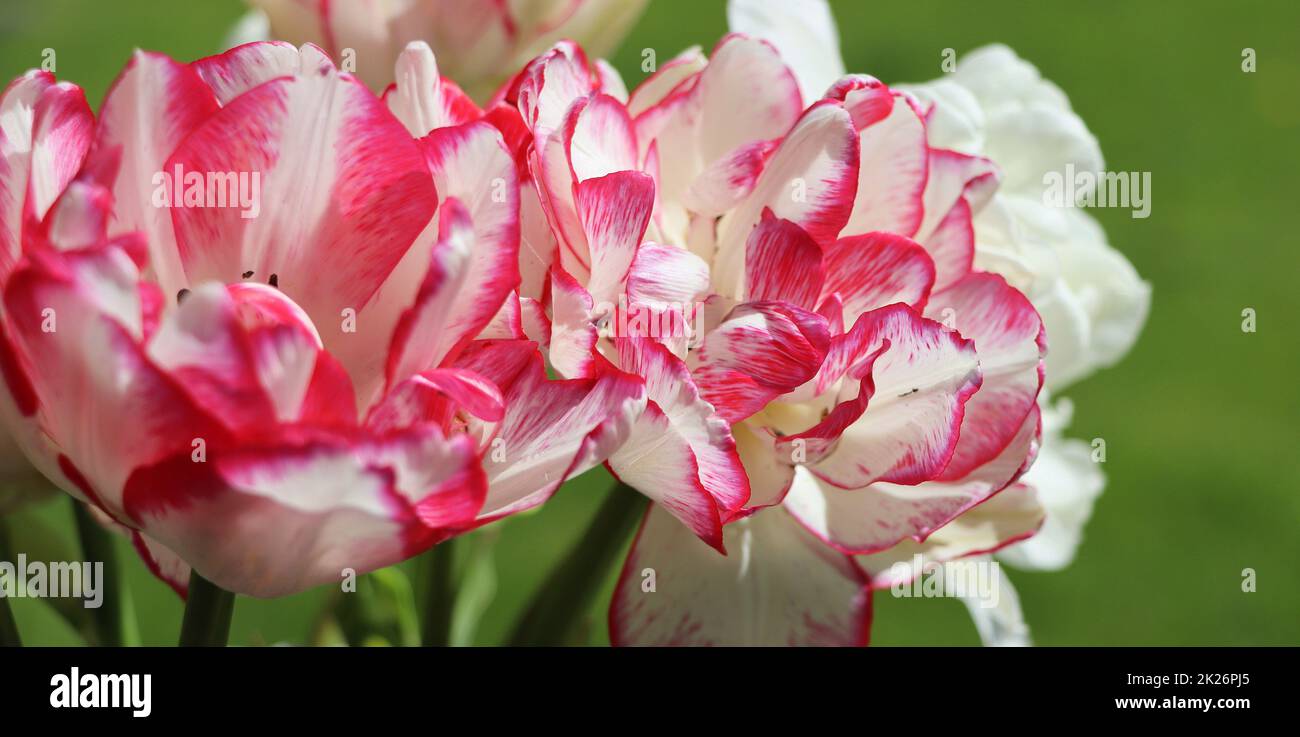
[1, 0, 1296, 646]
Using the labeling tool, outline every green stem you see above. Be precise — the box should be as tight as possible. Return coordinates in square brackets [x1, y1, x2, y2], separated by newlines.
[72, 502, 130, 646]
[508, 482, 647, 646]
[419, 538, 458, 646]
[0, 517, 20, 647]
[178, 570, 235, 647]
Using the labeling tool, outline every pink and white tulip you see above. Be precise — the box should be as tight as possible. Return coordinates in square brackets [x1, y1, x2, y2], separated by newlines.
[0, 42, 644, 598]
[460, 33, 1048, 644]
[728, 0, 1150, 645]
[0, 70, 88, 514]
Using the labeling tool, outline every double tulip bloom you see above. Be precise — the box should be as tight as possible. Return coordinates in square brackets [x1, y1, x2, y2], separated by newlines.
[485, 36, 1045, 644]
[0, 44, 645, 597]
[0, 3, 1142, 644]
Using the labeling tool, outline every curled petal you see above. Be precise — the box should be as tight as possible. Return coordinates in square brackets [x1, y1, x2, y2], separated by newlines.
[477, 354, 646, 521]
[841, 92, 929, 238]
[608, 338, 749, 545]
[926, 273, 1045, 480]
[712, 100, 859, 297]
[744, 209, 824, 310]
[803, 304, 981, 489]
[122, 425, 486, 598]
[693, 302, 830, 422]
[787, 404, 1041, 554]
[820, 231, 935, 326]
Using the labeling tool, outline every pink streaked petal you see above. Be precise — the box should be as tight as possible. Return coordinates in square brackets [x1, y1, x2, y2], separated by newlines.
[384, 198, 476, 388]
[825, 75, 894, 130]
[84, 50, 220, 295]
[548, 265, 599, 379]
[594, 59, 628, 103]
[449, 339, 538, 395]
[627, 46, 707, 117]
[564, 93, 639, 182]
[1, 71, 57, 268]
[915, 149, 999, 290]
[167, 67, 437, 338]
[517, 182, 559, 300]
[744, 208, 824, 310]
[695, 301, 830, 395]
[122, 425, 485, 598]
[513, 41, 596, 142]
[774, 344, 887, 463]
[925, 273, 1045, 480]
[24, 81, 94, 243]
[339, 119, 519, 407]
[478, 354, 646, 521]
[367, 366, 504, 434]
[130, 531, 190, 598]
[405, 367, 504, 423]
[625, 242, 710, 309]
[3, 246, 227, 518]
[920, 196, 974, 291]
[788, 405, 1041, 556]
[841, 93, 928, 238]
[418, 121, 521, 351]
[695, 34, 803, 165]
[477, 291, 525, 340]
[191, 40, 301, 105]
[807, 304, 981, 489]
[712, 100, 859, 297]
[611, 337, 749, 517]
[607, 402, 725, 551]
[36, 179, 113, 251]
[519, 296, 551, 347]
[682, 138, 776, 217]
[610, 504, 871, 646]
[820, 231, 936, 326]
[576, 170, 654, 306]
[147, 282, 279, 435]
[916, 148, 1000, 241]
[857, 482, 1044, 589]
[226, 282, 352, 424]
[385, 41, 484, 137]
[732, 420, 795, 513]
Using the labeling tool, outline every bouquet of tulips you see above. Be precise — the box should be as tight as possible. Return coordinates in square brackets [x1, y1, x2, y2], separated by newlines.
[0, 0, 1147, 647]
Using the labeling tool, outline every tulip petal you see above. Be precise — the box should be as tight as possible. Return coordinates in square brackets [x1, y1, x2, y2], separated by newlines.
[576, 170, 654, 306]
[712, 100, 858, 297]
[803, 304, 981, 489]
[191, 40, 301, 105]
[926, 273, 1044, 481]
[841, 93, 928, 238]
[743, 209, 823, 310]
[608, 338, 749, 541]
[122, 425, 485, 598]
[386, 41, 482, 137]
[166, 65, 437, 339]
[820, 231, 935, 326]
[478, 354, 645, 521]
[856, 482, 1044, 587]
[786, 404, 1040, 554]
[692, 302, 830, 422]
[86, 51, 220, 296]
[610, 504, 871, 646]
